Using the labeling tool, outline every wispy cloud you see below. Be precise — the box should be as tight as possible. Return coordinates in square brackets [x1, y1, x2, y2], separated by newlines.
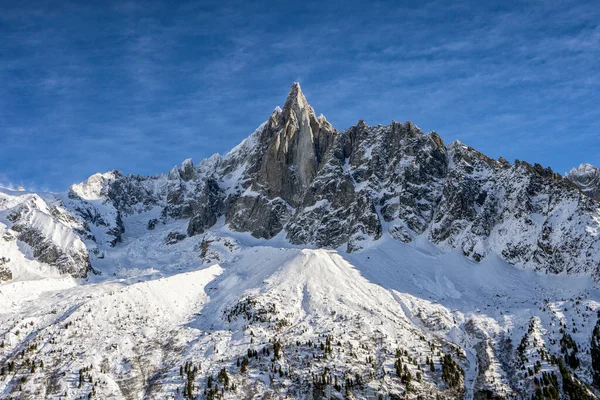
[1, 0, 599, 189]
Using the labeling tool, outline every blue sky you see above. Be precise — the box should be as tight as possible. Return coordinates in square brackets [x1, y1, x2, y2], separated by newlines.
[1, 0, 599, 191]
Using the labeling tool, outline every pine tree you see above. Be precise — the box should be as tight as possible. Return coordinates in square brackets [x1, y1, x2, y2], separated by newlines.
[218, 368, 230, 388]
[273, 341, 282, 360]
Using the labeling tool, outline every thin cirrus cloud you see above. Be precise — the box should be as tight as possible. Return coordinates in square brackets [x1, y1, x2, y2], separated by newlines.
[0, 0, 598, 191]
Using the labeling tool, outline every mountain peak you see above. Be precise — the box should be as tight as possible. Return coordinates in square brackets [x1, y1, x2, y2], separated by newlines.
[290, 81, 302, 97]
[245, 83, 337, 207]
[282, 81, 311, 117]
[568, 163, 598, 174]
[566, 163, 600, 201]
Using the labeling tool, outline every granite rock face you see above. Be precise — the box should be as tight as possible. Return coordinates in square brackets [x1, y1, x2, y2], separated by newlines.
[187, 179, 225, 236]
[216, 83, 338, 239]
[251, 82, 337, 207]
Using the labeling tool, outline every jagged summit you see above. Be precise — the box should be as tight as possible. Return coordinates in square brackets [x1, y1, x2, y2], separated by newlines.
[279, 82, 332, 129]
[282, 82, 306, 110]
[247, 82, 337, 207]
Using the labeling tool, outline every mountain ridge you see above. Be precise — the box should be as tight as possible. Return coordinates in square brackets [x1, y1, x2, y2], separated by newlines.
[2, 83, 599, 281]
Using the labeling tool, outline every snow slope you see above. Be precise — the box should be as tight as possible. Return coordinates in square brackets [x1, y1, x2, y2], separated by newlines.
[1, 219, 599, 399]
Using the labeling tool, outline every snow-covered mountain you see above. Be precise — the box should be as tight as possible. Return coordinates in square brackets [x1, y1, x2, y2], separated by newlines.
[567, 163, 600, 202]
[1, 83, 600, 399]
[0, 188, 91, 280]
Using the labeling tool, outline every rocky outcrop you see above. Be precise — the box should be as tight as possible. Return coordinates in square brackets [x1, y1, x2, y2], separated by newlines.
[250, 82, 337, 207]
[179, 158, 198, 182]
[0, 257, 11, 282]
[165, 231, 186, 245]
[187, 179, 225, 236]
[210, 83, 338, 239]
[227, 195, 292, 239]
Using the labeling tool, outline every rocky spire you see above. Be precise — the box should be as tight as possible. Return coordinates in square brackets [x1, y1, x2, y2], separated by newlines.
[253, 82, 337, 207]
[281, 82, 313, 120]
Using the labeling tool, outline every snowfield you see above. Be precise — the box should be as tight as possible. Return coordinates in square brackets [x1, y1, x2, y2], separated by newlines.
[1, 215, 600, 399]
